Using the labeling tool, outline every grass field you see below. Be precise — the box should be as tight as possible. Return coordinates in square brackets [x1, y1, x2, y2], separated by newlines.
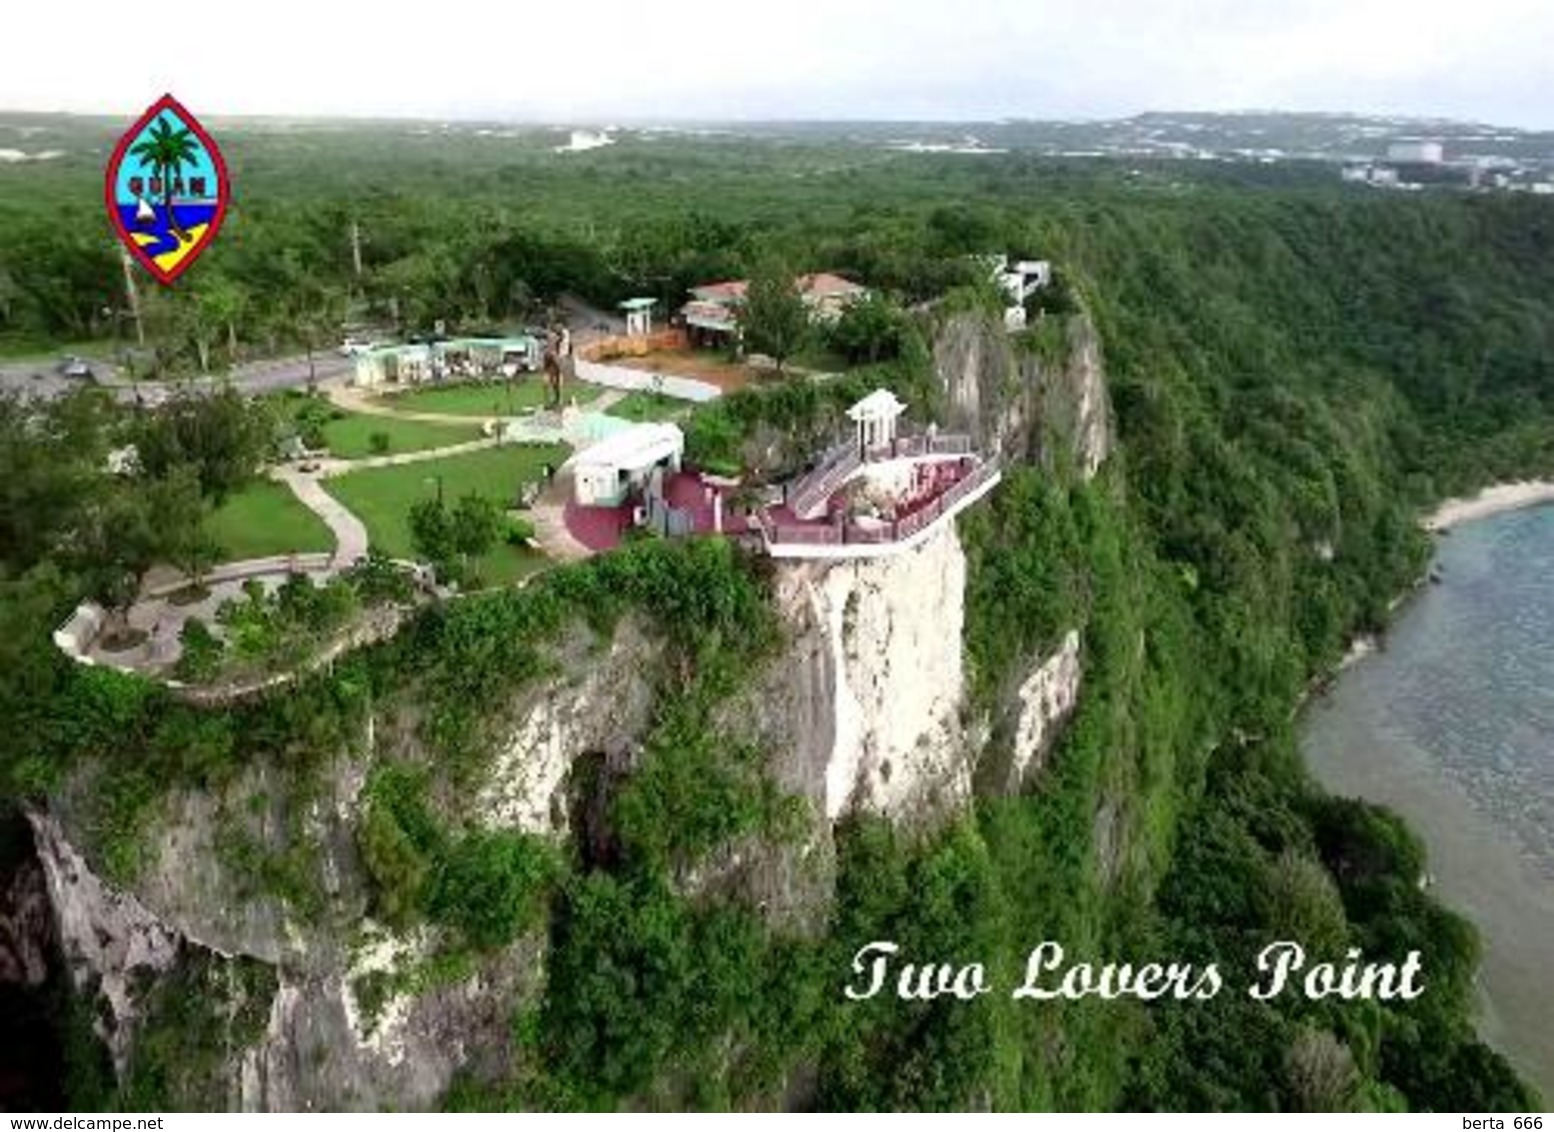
[0, 336, 113, 362]
[607, 391, 691, 422]
[325, 442, 567, 584]
[376, 379, 598, 418]
[205, 480, 334, 561]
[320, 411, 483, 458]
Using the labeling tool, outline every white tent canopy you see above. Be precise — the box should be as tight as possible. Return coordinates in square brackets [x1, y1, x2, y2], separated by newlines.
[572, 422, 685, 507]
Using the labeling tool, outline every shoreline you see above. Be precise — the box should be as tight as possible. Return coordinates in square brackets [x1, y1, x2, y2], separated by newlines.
[1421, 480, 1554, 533]
[1301, 508, 1554, 1098]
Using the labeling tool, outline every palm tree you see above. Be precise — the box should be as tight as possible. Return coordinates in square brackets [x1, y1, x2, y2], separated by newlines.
[129, 116, 201, 244]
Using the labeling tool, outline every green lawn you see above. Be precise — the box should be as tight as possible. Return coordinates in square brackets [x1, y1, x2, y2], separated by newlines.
[320, 412, 483, 459]
[0, 336, 113, 362]
[607, 391, 691, 423]
[790, 343, 853, 373]
[325, 443, 567, 585]
[376, 379, 598, 418]
[205, 480, 334, 561]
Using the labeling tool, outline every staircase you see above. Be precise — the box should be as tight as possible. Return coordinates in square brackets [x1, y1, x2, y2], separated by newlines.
[787, 443, 861, 520]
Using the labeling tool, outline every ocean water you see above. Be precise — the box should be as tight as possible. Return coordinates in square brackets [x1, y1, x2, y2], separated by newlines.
[1301, 503, 1554, 1098]
[114, 202, 218, 258]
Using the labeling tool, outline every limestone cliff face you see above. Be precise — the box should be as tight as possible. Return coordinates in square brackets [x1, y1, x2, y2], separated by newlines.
[934, 310, 1112, 478]
[31, 620, 659, 1112]
[0, 823, 53, 991]
[757, 522, 972, 826]
[28, 811, 179, 1074]
[974, 630, 1084, 797]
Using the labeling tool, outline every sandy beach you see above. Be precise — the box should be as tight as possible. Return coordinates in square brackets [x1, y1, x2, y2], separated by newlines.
[1422, 480, 1554, 532]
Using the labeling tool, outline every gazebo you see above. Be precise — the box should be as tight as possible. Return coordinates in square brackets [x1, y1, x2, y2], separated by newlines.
[619, 297, 657, 338]
[847, 388, 907, 455]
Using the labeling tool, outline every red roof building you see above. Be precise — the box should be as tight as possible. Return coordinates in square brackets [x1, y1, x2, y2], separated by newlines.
[682, 272, 869, 341]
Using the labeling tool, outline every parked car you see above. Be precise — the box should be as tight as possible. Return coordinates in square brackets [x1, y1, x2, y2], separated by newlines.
[57, 355, 94, 380]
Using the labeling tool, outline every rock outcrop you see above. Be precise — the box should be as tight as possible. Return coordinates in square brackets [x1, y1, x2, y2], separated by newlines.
[1006, 629, 1084, 790]
[28, 810, 180, 1072]
[934, 310, 1111, 478]
[758, 521, 972, 826]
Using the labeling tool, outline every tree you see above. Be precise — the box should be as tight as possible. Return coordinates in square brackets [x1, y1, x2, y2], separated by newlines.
[171, 288, 220, 374]
[408, 496, 455, 573]
[829, 293, 910, 364]
[148, 464, 217, 584]
[73, 480, 167, 637]
[409, 492, 502, 585]
[449, 492, 503, 563]
[1284, 1029, 1360, 1112]
[129, 115, 202, 244]
[134, 388, 270, 505]
[740, 263, 810, 373]
[197, 275, 250, 366]
[429, 830, 554, 950]
[0, 389, 117, 575]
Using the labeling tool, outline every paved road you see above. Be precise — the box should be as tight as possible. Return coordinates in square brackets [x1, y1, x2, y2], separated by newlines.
[0, 351, 353, 403]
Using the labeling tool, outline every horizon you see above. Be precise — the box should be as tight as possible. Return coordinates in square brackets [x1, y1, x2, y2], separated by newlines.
[3, 106, 1548, 133]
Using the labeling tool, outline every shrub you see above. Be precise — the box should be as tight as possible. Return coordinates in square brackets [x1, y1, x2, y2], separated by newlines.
[173, 618, 224, 683]
[429, 830, 556, 950]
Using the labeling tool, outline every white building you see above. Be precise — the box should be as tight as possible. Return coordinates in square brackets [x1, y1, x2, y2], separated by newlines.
[619, 297, 656, 337]
[985, 255, 1052, 331]
[352, 337, 540, 388]
[572, 422, 685, 507]
[1387, 141, 1444, 165]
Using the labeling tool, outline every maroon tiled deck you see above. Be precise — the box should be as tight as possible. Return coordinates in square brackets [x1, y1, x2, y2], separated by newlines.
[563, 457, 981, 555]
[562, 471, 754, 552]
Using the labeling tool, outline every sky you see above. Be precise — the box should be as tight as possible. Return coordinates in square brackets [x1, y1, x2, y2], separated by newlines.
[4, 0, 1552, 129]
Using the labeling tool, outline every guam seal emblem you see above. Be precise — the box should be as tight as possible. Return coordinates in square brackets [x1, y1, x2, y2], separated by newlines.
[105, 94, 230, 285]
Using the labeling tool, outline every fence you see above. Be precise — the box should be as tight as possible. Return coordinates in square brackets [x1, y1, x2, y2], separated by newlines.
[578, 329, 688, 362]
[786, 443, 863, 518]
[763, 458, 1002, 551]
[574, 358, 723, 404]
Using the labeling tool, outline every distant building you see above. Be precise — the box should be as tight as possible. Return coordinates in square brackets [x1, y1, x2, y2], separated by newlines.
[352, 336, 540, 388]
[984, 255, 1051, 330]
[1387, 140, 1444, 165]
[680, 272, 868, 346]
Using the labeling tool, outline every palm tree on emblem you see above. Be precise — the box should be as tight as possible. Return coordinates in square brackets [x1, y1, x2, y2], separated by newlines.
[129, 115, 201, 245]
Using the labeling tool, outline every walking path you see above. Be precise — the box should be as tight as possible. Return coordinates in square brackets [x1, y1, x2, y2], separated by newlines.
[325, 382, 492, 424]
[324, 380, 630, 425]
[270, 466, 369, 567]
[309, 435, 509, 478]
[527, 474, 595, 563]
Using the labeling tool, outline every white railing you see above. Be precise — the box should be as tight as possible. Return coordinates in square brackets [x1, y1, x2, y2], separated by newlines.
[787, 443, 862, 519]
[878, 433, 974, 459]
[763, 457, 1001, 551]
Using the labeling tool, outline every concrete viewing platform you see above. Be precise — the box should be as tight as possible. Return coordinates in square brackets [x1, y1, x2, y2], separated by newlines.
[555, 387, 1004, 562]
